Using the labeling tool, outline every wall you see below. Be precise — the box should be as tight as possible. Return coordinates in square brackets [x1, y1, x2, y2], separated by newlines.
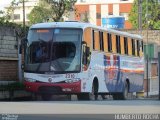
[124, 30, 160, 45]
[124, 30, 160, 93]
[0, 26, 18, 81]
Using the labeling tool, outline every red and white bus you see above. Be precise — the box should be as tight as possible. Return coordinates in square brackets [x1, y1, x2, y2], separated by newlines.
[24, 22, 144, 100]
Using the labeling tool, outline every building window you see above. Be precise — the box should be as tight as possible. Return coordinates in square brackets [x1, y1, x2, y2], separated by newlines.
[14, 14, 20, 20]
[120, 13, 128, 20]
[96, 13, 101, 19]
[109, 12, 113, 15]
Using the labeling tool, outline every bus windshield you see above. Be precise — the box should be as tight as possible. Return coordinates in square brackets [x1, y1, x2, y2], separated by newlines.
[25, 28, 82, 73]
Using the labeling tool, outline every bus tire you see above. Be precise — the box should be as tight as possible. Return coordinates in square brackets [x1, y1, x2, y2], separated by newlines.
[77, 93, 88, 100]
[119, 82, 129, 100]
[112, 94, 119, 100]
[87, 81, 98, 100]
[77, 83, 98, 100]
[41, 94, 52, 101]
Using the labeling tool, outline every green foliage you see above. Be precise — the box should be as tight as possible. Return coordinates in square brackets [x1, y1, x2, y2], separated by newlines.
[0, 17, 29, 38]
[47, 0, 77, 22]
[28, 6, 51, 24]
[129, 0, 160, 29]
[28, 0, 77, 24]
[0, 82, 25, 91]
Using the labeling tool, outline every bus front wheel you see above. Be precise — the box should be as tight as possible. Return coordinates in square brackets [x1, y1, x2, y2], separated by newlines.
[41, 94, 52, 101]
[77, 83, 97, 100]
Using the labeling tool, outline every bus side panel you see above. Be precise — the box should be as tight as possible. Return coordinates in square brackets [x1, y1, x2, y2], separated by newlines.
[104, 54, 122, 92]
[103, 54, 144, 93]
[119, 56, 144, 92]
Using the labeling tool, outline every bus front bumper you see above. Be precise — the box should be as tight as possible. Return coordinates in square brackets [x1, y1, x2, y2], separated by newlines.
[24, 81, 81, 94]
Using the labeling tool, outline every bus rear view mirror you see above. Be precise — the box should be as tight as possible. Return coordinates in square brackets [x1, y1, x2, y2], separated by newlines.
[21, 64, 24, 70]
[86, 46, 90, 57]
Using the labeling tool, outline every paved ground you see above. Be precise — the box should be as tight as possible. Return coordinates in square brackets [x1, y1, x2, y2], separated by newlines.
[0, 100, 159, 114]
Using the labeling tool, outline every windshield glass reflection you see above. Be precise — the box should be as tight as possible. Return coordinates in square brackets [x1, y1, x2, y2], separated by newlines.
[25, 28, 82, 73]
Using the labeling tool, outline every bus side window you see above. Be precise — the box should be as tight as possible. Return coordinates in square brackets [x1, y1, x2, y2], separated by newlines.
[131, 39, 135, 56]
[141, 41, 143, 52]
[124, 37, 128, 55]
[128, 38, 132, 56]
[92, 30, 95, 50]
[137, 40, 140, 57]
[94, 30, 100, 51]
[99, 31, 104, 51]
[116, 35, 121, 54]
[112, 34, 116, 53]
[103, 32, 108, 52]
[140, 41, 143, 57]
[120, 36, 124, 54]
[107, 33, 112, 52]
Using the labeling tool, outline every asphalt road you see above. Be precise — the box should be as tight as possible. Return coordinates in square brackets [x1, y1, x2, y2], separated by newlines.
[0, 100, 159, 114]
[0, 100, 160, 120]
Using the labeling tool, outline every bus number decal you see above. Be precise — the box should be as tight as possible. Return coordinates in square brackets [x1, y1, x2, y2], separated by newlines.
[65, 74, 75, 79]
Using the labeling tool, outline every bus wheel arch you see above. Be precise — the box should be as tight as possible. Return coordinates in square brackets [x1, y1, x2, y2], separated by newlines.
[91, 77, 99, 100]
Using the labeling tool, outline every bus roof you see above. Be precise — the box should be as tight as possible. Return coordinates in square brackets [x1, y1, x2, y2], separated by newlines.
[30, 22, 142, 40]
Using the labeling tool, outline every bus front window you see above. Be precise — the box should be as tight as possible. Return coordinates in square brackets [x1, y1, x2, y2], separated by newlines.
[25, 28, 82, 73]
[50, 29, 82, 73]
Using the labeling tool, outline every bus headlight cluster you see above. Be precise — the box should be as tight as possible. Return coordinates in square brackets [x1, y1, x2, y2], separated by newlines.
[25, 78, 37, 82]
[65, 78, 80, 83]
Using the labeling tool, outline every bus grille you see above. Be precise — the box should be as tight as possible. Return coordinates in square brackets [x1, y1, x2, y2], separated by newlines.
[38, 86, 62, 94]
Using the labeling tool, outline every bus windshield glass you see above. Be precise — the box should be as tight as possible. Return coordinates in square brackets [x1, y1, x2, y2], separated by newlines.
[25, 28, 82, 73]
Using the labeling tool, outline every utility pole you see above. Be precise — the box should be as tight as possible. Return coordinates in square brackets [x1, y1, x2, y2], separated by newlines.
[158, 52, 160, 100]
[18, 0, 25, 82]
[23, 0, 26, 37]
[138, 0, 142, 32]
[146, 0, 149, 98]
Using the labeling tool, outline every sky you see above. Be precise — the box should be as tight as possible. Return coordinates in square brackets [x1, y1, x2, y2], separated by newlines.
[0, 0, 13, 10]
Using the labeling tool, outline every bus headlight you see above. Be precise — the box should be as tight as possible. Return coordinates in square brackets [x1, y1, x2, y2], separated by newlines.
[65, 78, 80, 83]
[25, 78, 37, 82]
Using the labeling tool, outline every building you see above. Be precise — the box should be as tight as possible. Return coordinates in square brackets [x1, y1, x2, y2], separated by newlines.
[5, 0, 39, 25]
[75, 0, 134, 29]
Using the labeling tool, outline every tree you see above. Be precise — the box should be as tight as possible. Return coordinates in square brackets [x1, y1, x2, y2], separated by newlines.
[45, 0, 77, 22]
[129, 0, 160, 29]
[28, 6, 51, 24]
[28, 0, 77, 24]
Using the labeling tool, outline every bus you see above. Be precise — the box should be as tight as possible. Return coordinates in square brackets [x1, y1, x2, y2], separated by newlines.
[24, 22, 144, 100]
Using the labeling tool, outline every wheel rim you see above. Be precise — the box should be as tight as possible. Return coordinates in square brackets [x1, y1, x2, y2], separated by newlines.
[89, 85, 96, 100]
[124, 83, 129, 99]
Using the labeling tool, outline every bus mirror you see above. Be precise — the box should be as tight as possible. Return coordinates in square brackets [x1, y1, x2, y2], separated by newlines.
[21, 64, 24, 70]
[82, 41, 87, 45]
[86, 46, 90, 56]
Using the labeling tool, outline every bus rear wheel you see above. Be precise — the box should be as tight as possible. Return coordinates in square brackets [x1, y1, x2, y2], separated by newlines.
[113, 82, 129, 100]
[121, 82, 129, 100]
